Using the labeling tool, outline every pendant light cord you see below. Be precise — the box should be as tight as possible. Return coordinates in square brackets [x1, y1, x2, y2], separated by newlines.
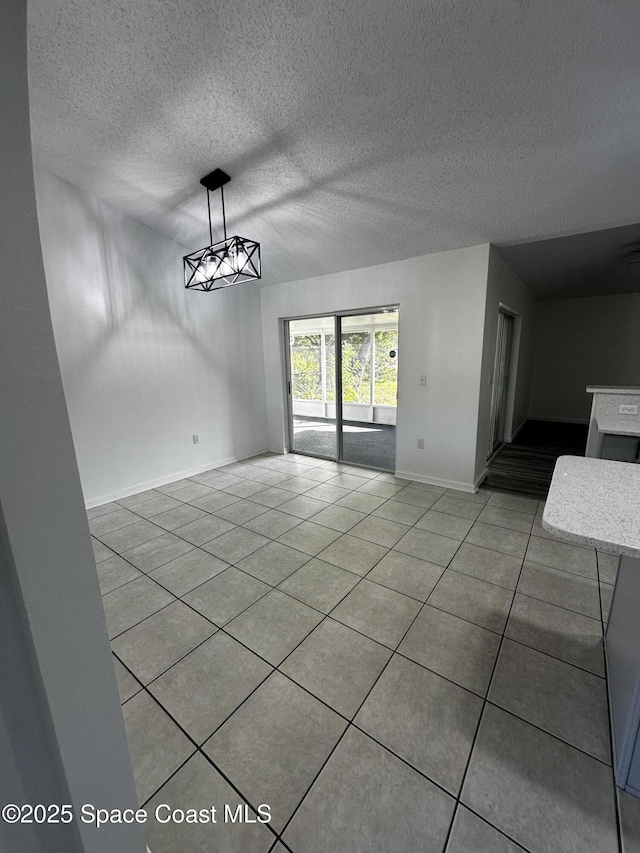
[207, 189, 213, 246]
[220, 184, 227, 241]
[205, 182, 228, 245]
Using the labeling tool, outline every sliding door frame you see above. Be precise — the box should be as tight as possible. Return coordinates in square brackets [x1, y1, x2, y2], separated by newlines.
[488, 306, 516, 459]
[283, 304, 400, 468]
[283, 314, 337, 462]
[335, 315, 344, 463]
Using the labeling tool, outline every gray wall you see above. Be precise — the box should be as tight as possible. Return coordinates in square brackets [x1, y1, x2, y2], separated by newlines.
[475, 246, 537, 478]
[35, 170, 268, 507]
[0, 2, 145, 850]
[0, 509, 79, 852]
[529, 293, 640, 422]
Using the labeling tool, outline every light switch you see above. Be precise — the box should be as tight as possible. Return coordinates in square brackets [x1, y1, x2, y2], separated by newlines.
[419, 374, 427, 386]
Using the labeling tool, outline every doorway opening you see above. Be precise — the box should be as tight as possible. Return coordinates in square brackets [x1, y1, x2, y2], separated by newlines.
[488, 308, 515, 458]
[286, 308, 399, 471]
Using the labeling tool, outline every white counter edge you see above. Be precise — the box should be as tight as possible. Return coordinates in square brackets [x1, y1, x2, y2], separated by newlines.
[542, 455, 640, 560]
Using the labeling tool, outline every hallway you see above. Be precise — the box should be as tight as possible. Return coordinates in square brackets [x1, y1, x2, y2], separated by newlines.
[482, 420, 588, 500]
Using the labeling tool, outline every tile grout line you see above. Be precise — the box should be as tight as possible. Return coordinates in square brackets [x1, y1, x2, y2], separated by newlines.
[126, 610, 614, 848]
[438, 527, 530, 853]
[480, 701, 614, 768]
[596, 551, 624, 853]
[101, 470, 465, 633]
[119, 535, 401, 758]
[97, 466, 491, 574]
[134, 549, 394, 718]
[236, 460, 618, 842]
[272, 556, 444, 843]
[445, 802, 531, 852]
[105, 466, 604, 679]
[107, 559, 277, 643]
[105, 492, 606, 682]
[105, 503, 415, 647]
[135, 690, 280, 846]
[97, 453, 618, 851]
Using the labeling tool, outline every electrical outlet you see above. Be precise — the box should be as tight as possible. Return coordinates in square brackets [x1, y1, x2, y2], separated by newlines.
[417, 438, 424, 449]
[619, 405, 638, 415]
[192, 434, 200, 444]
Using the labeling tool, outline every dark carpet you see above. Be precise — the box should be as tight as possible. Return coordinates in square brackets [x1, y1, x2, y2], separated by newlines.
[292, 417, 396, 471]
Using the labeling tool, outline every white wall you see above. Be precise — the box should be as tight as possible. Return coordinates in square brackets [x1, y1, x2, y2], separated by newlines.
[35, 171, 268, 505]
[529, 292, 640, 422]
[1, 2, 144, 849]
[261, 245, 490, 491]
[475, 247, 537, 480]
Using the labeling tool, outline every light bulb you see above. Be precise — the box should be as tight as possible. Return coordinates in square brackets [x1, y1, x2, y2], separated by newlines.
[235, 245, 248, 271]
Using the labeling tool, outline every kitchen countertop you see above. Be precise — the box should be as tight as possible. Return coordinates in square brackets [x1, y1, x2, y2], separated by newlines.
[543, 455, 640, 558]
[592, 417, 640, 437]
[586, 386, 640, 440]
[587, 386, 640, 395]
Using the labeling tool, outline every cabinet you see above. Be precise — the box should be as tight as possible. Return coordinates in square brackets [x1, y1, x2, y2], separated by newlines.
[585, 386, 640, 461]
[543, 455, 640, 797]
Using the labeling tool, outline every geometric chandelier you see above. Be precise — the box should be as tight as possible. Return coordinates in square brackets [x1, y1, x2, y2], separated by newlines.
[184, 168, 261, 292]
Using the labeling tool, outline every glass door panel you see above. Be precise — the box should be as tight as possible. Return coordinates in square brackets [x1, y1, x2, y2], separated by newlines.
[288, 316, 337, 459]
[488, 310, 514, 457]
[340, 310, 398, 470]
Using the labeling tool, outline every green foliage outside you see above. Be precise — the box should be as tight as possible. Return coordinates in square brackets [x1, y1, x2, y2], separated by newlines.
[341, 332, 371, 403]
[290, 329, 397, 407]
[373, 330, 398, 406]
[290, 334, 323, 400]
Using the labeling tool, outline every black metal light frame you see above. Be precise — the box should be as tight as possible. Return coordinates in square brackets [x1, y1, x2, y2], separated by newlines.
[184, 168, 261, 292]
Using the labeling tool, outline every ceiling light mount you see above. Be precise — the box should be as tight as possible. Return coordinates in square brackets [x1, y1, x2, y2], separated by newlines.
[199, 168, 230, 192]
[184, 169, 261, 292]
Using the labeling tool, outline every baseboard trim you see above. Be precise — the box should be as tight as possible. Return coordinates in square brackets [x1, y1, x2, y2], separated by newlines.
[475, 468, 488, 489]
[85, 448, 270, 508]
[394, 470, 477, 493]
[527, 416, 589, 425]
[505, 418, 527, 443]
[486, 444, 505, 465]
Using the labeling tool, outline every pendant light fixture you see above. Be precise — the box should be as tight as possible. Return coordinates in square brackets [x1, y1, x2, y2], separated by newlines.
[183, 169, 261, 292]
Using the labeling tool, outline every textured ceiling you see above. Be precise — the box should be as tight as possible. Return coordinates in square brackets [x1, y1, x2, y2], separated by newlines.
[28, 0, 640, 291]
[498, 223, 640, 300]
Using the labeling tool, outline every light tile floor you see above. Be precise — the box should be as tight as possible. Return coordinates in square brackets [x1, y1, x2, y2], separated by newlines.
[88, 452, 640, 853]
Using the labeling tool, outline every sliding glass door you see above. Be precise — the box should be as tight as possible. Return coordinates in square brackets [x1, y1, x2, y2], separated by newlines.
[288, 316, 337, 459]
[339, 311, 398, 469]
[488, 309, 515, 457]
[286, 308, 399, 470]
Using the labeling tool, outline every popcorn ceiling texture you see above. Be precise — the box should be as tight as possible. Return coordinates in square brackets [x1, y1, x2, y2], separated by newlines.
[27, 0, 640, 288]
